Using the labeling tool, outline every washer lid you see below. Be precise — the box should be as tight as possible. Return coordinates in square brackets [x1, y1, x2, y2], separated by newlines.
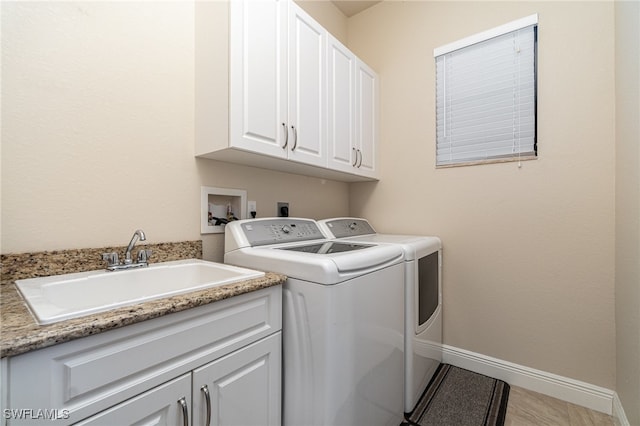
[271, 241, 402, 274]
[225, 243, 403, 284]
[279, 242, 373, 254]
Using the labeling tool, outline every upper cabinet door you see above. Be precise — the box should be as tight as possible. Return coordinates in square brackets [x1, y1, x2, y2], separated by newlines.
[287, 4, 327, 168]
[230, 0, 288, 158]
[327, 34, 356, 174]
[355, 59, 378, 178]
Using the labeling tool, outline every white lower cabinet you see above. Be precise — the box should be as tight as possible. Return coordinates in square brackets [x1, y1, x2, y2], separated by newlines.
[3, 286, 282, 426]
[193, 334, 281, 426]
[76, 333, 281, 426]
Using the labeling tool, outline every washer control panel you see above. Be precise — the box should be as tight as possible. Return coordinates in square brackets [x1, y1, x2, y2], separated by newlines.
[240, 218, 325, 246]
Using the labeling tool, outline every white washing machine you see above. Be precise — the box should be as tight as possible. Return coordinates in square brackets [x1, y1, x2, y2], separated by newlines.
[224, 218, 405, 426]
[318, 218, 442, 416]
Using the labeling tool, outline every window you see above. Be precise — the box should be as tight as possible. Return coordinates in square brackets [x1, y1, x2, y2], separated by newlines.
[435, 15, 538, 167]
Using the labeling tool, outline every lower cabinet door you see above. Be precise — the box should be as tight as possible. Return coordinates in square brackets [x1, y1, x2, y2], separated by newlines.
[192, 332, 282, 426]
[74, 374, 192, 426]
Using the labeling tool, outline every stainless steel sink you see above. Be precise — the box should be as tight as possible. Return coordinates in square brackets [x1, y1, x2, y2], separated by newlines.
[15, 259, 265, 325]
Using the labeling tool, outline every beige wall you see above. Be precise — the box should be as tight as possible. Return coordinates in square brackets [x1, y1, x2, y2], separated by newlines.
[615, 0, 640, 423]
[0, 1, 349, 259]
[348, 1, 617, 389]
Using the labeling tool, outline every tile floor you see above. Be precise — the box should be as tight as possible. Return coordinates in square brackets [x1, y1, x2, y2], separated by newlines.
[504, 386, 614, 426]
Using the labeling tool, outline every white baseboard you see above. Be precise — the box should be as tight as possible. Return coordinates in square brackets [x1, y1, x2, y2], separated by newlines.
[612, 392, 631, 426]
[441, 344, 615, 415]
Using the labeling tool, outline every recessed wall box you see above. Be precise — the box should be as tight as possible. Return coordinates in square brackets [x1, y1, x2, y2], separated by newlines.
[201, 186, 247, 234]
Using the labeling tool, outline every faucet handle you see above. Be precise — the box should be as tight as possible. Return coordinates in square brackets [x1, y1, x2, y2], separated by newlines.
[137, 249, 152, 263]
[102, 252, 119, 266]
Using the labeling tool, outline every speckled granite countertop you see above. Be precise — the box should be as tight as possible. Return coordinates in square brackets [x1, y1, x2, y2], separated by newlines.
[0, 241, 286, 358]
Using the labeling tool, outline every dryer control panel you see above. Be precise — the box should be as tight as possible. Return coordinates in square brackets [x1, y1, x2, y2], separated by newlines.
[321, 218, 376, 238]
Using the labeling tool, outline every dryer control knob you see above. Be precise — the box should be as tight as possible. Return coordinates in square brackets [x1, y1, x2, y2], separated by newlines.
[281, 225, 292, 234]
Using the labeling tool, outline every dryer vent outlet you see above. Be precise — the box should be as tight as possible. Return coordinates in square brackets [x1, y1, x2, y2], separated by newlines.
[277, 202, 289, 217]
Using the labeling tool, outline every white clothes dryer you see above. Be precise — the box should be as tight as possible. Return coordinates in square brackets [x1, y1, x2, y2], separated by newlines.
[318, 218, 443, 416]
[224, 218, 405, 426]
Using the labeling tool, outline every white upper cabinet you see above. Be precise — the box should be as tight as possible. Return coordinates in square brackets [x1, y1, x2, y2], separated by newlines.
[229, 0, 288, 158]
[229, 0, 325, 168]
[355, 59, 378, 178]
[327, 36, 378, 178]
[327, 34, 356, 174]
[287, 5, 327, 168]
[196, 0, 378, 182]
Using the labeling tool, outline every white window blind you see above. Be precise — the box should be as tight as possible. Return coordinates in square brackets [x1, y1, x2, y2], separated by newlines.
[435, 15, 538, 167]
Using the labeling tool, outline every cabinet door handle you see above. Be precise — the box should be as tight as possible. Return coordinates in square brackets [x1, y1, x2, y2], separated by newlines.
[291, 125, 297, 151]
[352, 147, 358, 167]
[178, 397, 189, 426]
[357, 149, 363, 168]
[281, 123, 288, 150]
[201, 385, 212, 426]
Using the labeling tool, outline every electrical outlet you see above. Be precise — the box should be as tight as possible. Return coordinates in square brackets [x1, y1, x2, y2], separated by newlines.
[277, 202, 289, 217]
[247, 201, 257, 218]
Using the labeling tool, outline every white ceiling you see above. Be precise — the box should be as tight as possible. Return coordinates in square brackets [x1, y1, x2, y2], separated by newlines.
[331, 1, 381, 17]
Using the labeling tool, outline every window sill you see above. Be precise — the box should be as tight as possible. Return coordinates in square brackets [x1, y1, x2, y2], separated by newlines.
[436, 155, 538, 169]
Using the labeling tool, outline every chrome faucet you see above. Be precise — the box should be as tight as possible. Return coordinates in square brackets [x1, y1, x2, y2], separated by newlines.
[124, 229, 146, 264]
[102, 229, 152, 271]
